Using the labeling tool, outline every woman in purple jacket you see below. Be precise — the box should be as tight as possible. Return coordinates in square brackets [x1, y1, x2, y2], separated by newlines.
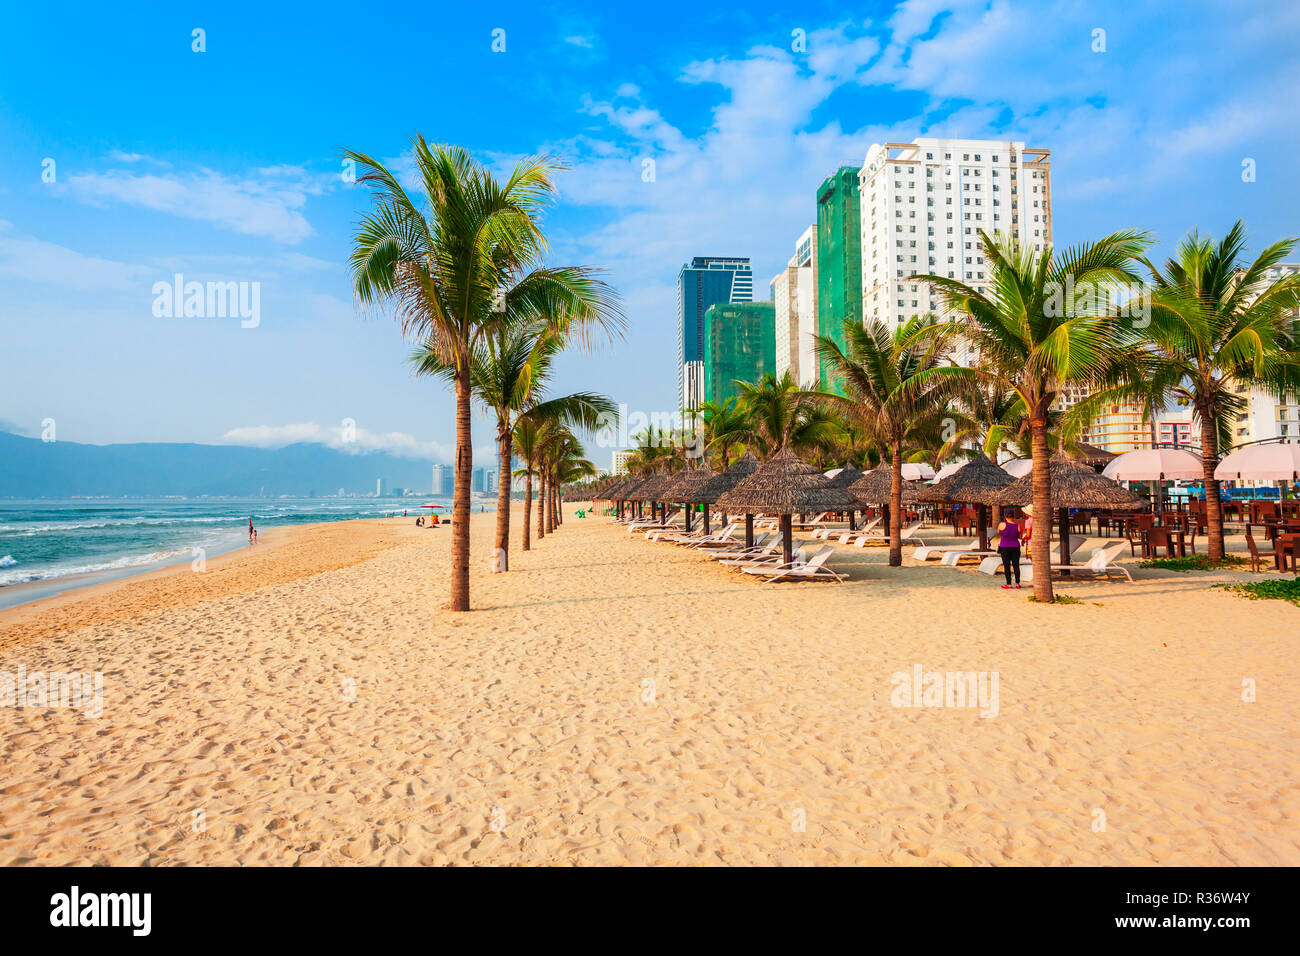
[996, 516, 1023, 589]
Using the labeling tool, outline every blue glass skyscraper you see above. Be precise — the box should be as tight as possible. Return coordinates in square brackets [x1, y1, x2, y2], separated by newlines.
[676, 256, 753, 411]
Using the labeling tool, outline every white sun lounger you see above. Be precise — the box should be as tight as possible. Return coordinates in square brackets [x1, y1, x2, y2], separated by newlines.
[1035, 540, 1133, 582]
[977, 534, 1085, 577]
[913, 538, 982, 561]
[834, 516, 883, 544]
[846, 520, 924, 548]
[739, 545, 846, 583]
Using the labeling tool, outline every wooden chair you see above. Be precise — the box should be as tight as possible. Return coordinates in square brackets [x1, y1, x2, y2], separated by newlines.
[1244, 533, 1276, 572]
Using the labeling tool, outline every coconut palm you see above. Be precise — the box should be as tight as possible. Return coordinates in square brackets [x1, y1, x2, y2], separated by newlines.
[913, 228, 1151, 600]
[1112, 222, 1300, 560]
[347, 138, 555, 611]
[414, 312, 617, 570]
[814, 316, 960, 566]
[713, 372, 841, 461]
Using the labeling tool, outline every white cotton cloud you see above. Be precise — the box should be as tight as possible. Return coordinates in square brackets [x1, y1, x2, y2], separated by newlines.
[219, 422, 468, 461]
[64, 166, 322, 244]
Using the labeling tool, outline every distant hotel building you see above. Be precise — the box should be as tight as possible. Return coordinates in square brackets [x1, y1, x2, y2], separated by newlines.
[772, 225, 819, 387]
[816, 167, 863, 391]
[677, 257, 753, 411]
[858, 138, 1052, 365]
[702, 301, 776, 405]
[431, 464, 453, 496]
[1231, 262, 1300, 447]
[611, 450, 633, 475]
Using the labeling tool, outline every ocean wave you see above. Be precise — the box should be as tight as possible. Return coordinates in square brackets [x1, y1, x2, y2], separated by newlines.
[0, 555, 15, 568]
[0, 546, 205, 587]
[0, 516, 254, 533]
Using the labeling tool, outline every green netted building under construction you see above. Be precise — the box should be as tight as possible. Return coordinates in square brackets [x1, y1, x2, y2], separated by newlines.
[702, 302, 776, 405]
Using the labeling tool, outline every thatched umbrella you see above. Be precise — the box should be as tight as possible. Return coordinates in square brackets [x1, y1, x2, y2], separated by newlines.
[848, 466, 922, 544]
[847, 466, 922, 504]
[916, 454, 1013, 550]
[824, 466, 866, 530]
[716, 448, 856, 565]
[1000, 453, 1146, 568]
[618, 474, 655, 519]
[659, 462, 716, 533]
[695, 452, 762, 546]
[631, 470, 680, 526]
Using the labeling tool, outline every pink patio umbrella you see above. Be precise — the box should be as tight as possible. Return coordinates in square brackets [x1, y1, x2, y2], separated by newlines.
[1214, 442, 1300, 482]
[1001, 458, 1033, 478]
[1103, 448, 1204, 481]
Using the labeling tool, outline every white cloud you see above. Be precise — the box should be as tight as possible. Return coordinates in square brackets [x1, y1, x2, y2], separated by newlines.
[564, 35, 595, 49]
[64, 166, 321, 244]
[219, 422, 465, 461]
[0, 221, 152, 292]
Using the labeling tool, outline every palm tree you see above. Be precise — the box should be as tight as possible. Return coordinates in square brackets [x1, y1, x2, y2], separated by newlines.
[714, 372, 841, 461]
[814, 316, 959, 566]
[347, 137, 555, 612]
[913, 228, 1151, 601]
[691, 398, 748, 469]
[414, 313, 617, 570]
[1117, 222, 1300, 559]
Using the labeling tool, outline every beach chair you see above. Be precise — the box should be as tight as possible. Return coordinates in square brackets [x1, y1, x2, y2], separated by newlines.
[912, 538, 981, 561]
[739, 546, 846, 583]
[834, 516, 883, 544]
[703, 532, 775, 558]
[1245, 533, 1278, 572]
[847, 520, 925, 548]
[1038, 540, 1133, 582]
[672, 523, 739, 548]
[717, 537, 802, 568]
[976, 534, 1084, 577]
[627, 510, 681, 534]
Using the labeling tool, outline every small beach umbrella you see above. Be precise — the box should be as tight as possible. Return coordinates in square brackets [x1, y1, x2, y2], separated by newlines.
[695, 452, 762, 546]
[916, 454, 1015, 549]
[659, 462, 716, 532]
[1213, 442, 1300, 482]
[999, 453, 1146, 567]
[900, 462, 936, 481]
[847, 466, 922, 505]
[824, 465, 866, 529]
[932, 459, 970, 483]
[1001, 458, 1033, 478]
[716, 447, 856, 566]
[629, 470, 678, 524]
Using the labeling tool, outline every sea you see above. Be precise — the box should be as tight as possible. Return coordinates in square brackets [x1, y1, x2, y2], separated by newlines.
[0, 496, 479, 611]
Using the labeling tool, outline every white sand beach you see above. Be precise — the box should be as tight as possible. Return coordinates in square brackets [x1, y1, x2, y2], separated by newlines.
[0, 508, 1296, 865]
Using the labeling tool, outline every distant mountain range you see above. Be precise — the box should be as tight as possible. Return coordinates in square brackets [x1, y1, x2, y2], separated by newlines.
[0, 431, 442, 498]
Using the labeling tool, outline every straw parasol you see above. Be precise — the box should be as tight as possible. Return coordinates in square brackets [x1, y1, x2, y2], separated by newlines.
[716, 447, 856, 565]
[916, 454, 1014, 549]
[824, 465, 866, 489]
[847, 466, 922, 505]
[629, 470, 681, 525]
[659, 462, 716, 533]
[693, 452, 763, 546]
[1000, 453, 1147, 567]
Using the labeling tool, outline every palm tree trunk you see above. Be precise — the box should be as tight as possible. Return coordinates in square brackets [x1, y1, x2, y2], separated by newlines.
[493, 429, 512, 572]
[536, 474, 546, 540]
[451, 372, 473, 611]
[1030, 415, 1053, 602]
[888, 441, 903, 567]
[1200, 416, 1224, 561]
[522, 471, 533, 551]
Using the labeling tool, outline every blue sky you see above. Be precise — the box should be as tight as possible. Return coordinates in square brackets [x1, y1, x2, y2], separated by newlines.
[2, 0, 1298, 466]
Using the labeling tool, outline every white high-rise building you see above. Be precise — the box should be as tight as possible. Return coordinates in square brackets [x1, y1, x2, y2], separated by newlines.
[772, 225, 819, 387]
[1230, 263, 1300, 448]
[858, 138, 1052, 363]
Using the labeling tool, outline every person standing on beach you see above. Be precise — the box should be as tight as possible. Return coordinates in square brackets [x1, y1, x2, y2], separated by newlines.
[996, 515, 1023, 589]
[248, 517, 254, 545]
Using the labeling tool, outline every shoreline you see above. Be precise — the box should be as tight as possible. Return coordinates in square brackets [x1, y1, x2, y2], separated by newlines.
[0, 517, 411, 650]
